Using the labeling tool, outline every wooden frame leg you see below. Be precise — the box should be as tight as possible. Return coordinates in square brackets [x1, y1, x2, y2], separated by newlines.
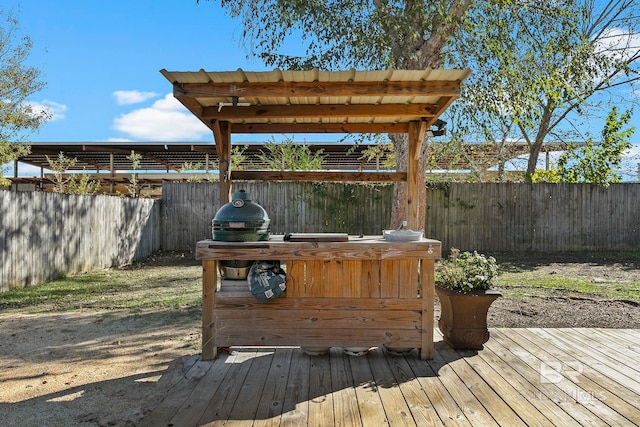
[420, 258, 435, 360]
[202, 259, 217, 360]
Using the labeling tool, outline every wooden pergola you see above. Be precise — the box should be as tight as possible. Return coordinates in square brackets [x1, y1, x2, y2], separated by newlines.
[161, 68, 470, 230]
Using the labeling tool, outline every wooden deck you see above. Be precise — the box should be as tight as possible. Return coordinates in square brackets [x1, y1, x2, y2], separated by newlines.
[140, 328, 640, 426]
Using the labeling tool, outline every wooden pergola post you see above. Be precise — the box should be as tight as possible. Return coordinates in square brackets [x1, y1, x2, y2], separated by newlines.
[407, 121, 427, 231]
[213, 120, 232, 205]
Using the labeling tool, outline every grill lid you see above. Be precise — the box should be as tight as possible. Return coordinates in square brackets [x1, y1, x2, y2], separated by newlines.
[212, 190, 270, 241]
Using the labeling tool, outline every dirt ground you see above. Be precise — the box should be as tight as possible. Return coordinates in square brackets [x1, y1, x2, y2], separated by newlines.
[1, 252, 639, 426]
[488, 251, 640, 329]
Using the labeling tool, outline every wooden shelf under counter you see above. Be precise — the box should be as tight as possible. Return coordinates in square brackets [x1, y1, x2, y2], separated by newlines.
[196, 235, 441, 360]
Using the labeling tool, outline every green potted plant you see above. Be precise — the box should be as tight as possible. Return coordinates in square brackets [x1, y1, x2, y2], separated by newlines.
[435, 248, 501, 350]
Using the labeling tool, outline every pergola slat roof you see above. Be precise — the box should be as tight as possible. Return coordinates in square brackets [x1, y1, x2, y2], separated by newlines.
[160, 68, 471, 134]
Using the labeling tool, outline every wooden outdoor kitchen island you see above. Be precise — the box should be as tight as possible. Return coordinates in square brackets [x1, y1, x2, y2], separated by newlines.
[196, 236, 441, 360]
[162, 67, 468, 361]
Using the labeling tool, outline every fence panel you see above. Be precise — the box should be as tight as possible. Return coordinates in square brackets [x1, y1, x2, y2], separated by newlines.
[0, 192, 160, 292]
[426, 183, 640, 252]
[163, 182, 639, 253]
[161, 182, 395, 249]
[3, 182, 638, 291]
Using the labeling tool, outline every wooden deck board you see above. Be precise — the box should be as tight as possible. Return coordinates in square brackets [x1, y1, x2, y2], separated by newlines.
[496, 329, 633, 425]
[142, 329, 640, 426]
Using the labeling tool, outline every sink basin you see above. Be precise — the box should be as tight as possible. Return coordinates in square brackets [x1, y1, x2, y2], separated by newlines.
[383, 229, 423, 242]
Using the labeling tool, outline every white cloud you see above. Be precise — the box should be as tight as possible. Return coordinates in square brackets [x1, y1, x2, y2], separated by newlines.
[105, 137, 135, 142]
[113, 90, 159, 105]
[112, 93, 210, 141]
[28, 100, 67, 121]
[596, 28, 640, 62]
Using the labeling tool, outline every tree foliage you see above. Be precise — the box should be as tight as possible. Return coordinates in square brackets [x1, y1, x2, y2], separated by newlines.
[208, 0, 471, 70]
[0, 8, 48, 186]
[46, 153, 101, 195]
[447, 0, 640, 180]
[532, 106, 635, 186]
[258, 138, 326, 170]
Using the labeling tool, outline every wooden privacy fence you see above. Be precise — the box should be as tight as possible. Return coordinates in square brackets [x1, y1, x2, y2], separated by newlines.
[162, 182, 640, 253]
[425, 183, 640, 252]
[1, 191, 161, 292]
[161, 182, 394, 250]
[2, 182, 638, 291]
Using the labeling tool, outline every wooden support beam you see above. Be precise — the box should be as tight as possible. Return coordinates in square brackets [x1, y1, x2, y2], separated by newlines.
[229, 122, 411, 134]
[174, 80, 462, 98]
[407, 121, 423, 231]
[420, 258, 435, 360]
[412, 120, 428, 161]
[202, 104, 437, 120]
[231, 170, 407, 182]
[212, 120, 232, 205]
[202, 259, 217, 360]
[423, 96, 456, 128]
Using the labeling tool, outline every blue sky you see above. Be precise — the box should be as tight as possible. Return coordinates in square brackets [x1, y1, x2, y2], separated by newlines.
[8, 0, 264, 143]
[4, 0, 640, 179]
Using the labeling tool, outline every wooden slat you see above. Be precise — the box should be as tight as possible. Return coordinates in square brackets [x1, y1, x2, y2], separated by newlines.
[361, 260, 381, 298]
[163, 351, 236, 427]
[399, 259, 419, 298]
[213, 296, 423, 311]
[231, 170, 407, 182]
[202, 259, 217, 360]
[198, 349, 259, 425]
[436, 343, 528, 426]
[421, 258, 435, 360]
[202, 103, 437, 120]
[342, 260, 362, 298]
[232, 122, 411, 134]
[491, 329, 618, 425]
[280, 348, 311, 426]
[211, 327, 422, 349]
[308, 350, 335, 426]
[214, 308, 421, 330]
[136, 355, 206, 427]
[162, 182, 639, 253]
[143, 329, 640, 426]
[383, 350, 444, 425]
[323, 260, 343, 297]
[428, 345, 499, 425]
[253, 348, 295, 427]
[176, 80, 462, 98]
[285, 260, 304, 298]
[222, 349, 276, 425]
[474, 344, 580, 426]
[306, 260, 324, 297]
[368, 347, 419, 425]
[380, 260, 400, 298]
[404, 352, 472, 425]
[329, 348, 362, 426]
[348, 349, 388, 425]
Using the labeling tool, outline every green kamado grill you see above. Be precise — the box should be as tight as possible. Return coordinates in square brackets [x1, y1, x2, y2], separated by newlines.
[212, 190, 270, 242]
[212, 190, 270, 280]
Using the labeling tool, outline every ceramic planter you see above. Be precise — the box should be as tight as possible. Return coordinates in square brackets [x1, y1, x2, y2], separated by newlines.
[435, 285, 501, 350]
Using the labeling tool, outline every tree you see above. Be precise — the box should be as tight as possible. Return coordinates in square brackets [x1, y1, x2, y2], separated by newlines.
[46, 153, 101, 194]
[204, 0, 473, 228]
[126, 150, 142, 198]
[258, 138, 326, 170]
[532, 106, 635, 186]
[447, 0, 640, 181]
[0, 9, 49, 187]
